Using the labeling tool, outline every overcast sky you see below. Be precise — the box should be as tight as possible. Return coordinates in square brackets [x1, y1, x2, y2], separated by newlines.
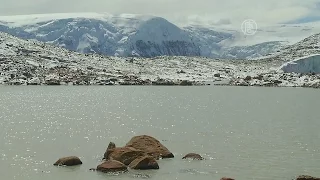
[0, 0, 320, 24]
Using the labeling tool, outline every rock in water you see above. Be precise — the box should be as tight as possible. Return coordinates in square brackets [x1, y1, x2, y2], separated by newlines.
[125, 135, 174, 159]
[104, 147, 146, 165]
[182, 153, 203, 160]
[108, 142, 116, 149]
[103, 142, 116, 160]
[129, 156, 159, 170]
[296, 175, 320, 180]
[96, 160, 128, 173]
[53, 156, 82, 166]
[220, 177, 235, 180]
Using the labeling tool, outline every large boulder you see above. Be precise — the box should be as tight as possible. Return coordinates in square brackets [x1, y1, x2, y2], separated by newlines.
[129, 156, 159, 170]
[53, 156, 82, 166]
[182, 153, 203, 160]
[104, 147, 146, 165]
[96, 160, 127, 173]
[296, 175, 320, 180]
[125, 135, 174, 159]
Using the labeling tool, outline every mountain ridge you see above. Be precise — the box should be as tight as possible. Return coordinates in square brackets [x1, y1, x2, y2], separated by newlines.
[0, 13, 319, 59]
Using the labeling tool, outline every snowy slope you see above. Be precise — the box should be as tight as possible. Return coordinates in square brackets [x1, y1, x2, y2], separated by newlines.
[280, 54, 320, 74]
[262, 33, 320, 63]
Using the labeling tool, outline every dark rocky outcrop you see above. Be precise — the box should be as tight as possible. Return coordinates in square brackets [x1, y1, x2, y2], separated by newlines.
[125, 135, 174, 159]
[128, 156, 159, 170]
[53, 156, 82, 166]
[96, 160, 128, 173]
[182, 153, 203, 160]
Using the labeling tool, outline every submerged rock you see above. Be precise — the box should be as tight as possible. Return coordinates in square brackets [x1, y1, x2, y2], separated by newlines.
[182, 153, 203, 160]
[53, 156, 82, 166]
[125, 135, 174, 159]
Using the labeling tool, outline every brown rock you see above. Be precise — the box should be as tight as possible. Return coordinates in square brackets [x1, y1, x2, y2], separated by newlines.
[105, 147, 146, 165]
[103, 142, 116, 160]
[182, 153, 203, 160]
[296, 175, 320, 180]
[53, 156, 82, 166]
[221, 177, 235, 180]
[96, 160, 127, 173]
[129, 156, 159, 170]
[125, 135, 174, 159]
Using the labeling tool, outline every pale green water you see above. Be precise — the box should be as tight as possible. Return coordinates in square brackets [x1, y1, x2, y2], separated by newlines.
[0, 86, 319, 180]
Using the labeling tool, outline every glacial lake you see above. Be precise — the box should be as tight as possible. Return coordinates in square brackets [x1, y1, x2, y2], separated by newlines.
[0, 86, 319, 180]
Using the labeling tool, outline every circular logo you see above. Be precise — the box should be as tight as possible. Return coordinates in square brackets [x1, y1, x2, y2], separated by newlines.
[241, 19, 258, 35]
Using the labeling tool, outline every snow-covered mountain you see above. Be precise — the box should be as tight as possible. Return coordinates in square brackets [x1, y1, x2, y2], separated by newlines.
[0, 13, 319, 59]
[0, 13, 200, 58]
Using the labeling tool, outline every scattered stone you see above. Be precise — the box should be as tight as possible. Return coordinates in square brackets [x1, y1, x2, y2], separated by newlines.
[214, 73, 221, 77]
[46, 79, 61, 85]
[296, 175, 320, 180]
[96, 160, 128, 173]
[53, 156, 82, 166]
[253, 75, 263, 80]
[125, 135, 174, 159]
[273, 80, 282, 84]
[128, 156, 159, 170]
[244, 76, 252, 81]
[152, 79, 176, 86]
[177, 70, 186, 74]
[182, 153, 203, 160]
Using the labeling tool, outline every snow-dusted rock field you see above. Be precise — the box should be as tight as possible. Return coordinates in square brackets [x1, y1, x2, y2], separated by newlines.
[0, 31, 319, 88]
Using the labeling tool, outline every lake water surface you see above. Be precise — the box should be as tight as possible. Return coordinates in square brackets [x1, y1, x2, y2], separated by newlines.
[0, 86, 319, 180]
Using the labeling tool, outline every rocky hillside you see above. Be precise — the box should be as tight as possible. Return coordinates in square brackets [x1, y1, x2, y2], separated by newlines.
[0, 31, 319, 88]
